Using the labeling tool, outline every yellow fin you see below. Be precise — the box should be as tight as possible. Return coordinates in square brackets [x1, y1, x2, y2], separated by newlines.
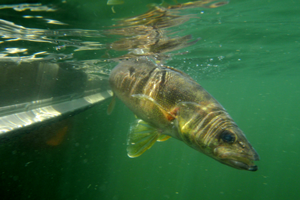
[127, 119, 160, 158]
[107, 93, 116, 115]
[157, 135, 171, 142]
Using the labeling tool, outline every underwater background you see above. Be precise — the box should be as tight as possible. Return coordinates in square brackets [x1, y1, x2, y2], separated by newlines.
[0, 0, 299, 199]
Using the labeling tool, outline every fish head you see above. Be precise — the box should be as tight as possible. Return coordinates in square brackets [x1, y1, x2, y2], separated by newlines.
[177, 102, 259, 171]
[208, 126, 260, 171]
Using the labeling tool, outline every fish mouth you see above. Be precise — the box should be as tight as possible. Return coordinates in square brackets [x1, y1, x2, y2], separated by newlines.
[227, 160, 258, 171]
[227, 151, 259, 171]
[215, 148, 260, 171]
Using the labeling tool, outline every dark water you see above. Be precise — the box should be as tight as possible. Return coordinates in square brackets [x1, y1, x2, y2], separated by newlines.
[1, 0, 300, 200]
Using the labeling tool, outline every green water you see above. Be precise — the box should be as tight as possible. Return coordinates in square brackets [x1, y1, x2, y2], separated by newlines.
[1, 0, 300, 199]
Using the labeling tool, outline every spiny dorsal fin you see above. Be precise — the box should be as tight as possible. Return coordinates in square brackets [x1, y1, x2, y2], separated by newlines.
[127, 119, 160, 158]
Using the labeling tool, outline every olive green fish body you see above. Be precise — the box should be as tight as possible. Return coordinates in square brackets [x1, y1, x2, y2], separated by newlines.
[109, 59, 259, 171]
[110, 59, 215, 134]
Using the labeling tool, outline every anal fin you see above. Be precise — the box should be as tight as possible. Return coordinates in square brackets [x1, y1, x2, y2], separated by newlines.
[157, 135, 171, 142]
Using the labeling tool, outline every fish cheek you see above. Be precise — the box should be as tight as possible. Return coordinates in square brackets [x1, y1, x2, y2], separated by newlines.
[215, 138, 248, 161]
[212, 132, 236, 156]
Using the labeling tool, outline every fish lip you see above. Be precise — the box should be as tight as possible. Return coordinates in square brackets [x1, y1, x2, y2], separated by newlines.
[213, 146, 259, 171]
[228, 159, 258, 171]
[218, 152, 259, 171]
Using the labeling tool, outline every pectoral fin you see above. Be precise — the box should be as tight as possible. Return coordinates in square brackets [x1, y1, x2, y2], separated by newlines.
[127, 119, 160, 158]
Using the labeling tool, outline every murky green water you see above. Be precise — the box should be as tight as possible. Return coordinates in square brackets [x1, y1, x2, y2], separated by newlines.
[1, 0, 299, 199]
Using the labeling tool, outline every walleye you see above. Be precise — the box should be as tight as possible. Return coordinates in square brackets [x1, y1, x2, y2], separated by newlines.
[109, 58, 259, 171]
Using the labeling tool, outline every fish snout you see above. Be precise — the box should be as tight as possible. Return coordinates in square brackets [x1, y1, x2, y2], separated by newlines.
[248, 165, 258, 171]
[214, 146, 259, 171]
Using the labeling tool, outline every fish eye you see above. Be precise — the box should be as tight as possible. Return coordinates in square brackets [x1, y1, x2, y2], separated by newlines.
[220, 131, 236, 144]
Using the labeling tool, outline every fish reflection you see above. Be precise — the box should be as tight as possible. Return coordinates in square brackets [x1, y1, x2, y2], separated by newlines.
[105, 0, 228, 59]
